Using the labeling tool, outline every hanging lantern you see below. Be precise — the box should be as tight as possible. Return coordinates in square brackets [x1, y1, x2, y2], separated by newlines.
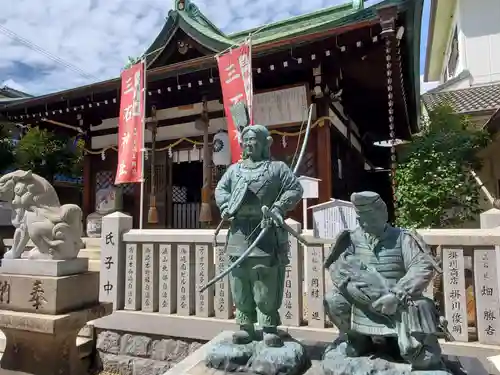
[212, 130, 231, 166]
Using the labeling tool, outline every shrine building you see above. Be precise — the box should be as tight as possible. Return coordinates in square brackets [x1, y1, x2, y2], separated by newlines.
[0, 0, 424, 231]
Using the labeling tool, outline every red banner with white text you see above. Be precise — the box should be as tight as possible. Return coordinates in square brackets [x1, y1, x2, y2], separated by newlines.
[115, 61, 145, 184]
[216, 40, 253, 164]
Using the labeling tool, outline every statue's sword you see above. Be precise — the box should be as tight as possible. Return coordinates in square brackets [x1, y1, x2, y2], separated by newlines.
[261, 206, 310, 247]
[198, 105, 314, 293]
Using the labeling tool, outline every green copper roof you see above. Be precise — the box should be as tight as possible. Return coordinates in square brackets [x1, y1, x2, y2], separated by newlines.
[145, 0, 373, 64]
[143, 0, 423, 133]
[145, 0, 234, 66]
[146, 0, 416, 60]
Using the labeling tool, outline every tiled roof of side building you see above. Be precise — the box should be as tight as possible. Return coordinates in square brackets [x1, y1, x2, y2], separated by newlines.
[422, 83, 500, 114]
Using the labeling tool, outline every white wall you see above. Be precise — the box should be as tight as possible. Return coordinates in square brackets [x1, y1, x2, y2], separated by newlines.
[458, 0, 500, 84]
[439, 1, 464, 84]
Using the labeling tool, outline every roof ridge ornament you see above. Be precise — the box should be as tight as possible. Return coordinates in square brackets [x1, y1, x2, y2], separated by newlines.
[175, 0, 186, 11]
[352, 0, 364, 10]
[175, 0, 209, 27]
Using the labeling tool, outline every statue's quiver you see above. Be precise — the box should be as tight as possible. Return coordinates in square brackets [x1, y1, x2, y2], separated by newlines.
[324, 230, 352, 270]
[224, 179, 249, 218]
[404, 229, 443, 275]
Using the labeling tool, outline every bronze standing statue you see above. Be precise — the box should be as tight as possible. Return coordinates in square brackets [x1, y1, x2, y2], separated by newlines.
[322, 191, 462, 375]
[215, 124, 303, 347]
[205, 124, 311, 375]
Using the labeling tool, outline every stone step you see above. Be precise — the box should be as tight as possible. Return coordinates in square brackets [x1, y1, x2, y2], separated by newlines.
[89, 259, 100, 272]
[83, 237, 101, 249]
[79, 248, 101, 260]
[77, 336, 94, 359]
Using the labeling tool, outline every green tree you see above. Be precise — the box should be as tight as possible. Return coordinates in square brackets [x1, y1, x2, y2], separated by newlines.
[0, 121, 15, 173]
[395, 105, 490, 229]
[15, 126, 84, 183]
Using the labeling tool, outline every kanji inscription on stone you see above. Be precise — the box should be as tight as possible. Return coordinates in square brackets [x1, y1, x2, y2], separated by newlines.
[442, 247, 468, 342]
[124, 243, 142, 310]
[474, 249, 500, 344]
[159, 244, 177, 314]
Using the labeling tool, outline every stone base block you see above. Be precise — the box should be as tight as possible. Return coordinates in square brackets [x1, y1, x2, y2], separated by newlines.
[1, 257, 88, 276]
[0, 304, 112, 375]
[0, 271, 99, 314]
[97, 352, 172, 375]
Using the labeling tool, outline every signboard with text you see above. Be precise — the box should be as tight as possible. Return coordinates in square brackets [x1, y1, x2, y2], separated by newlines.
[115, 61, 145, 184]
[216, 40, 253, 164]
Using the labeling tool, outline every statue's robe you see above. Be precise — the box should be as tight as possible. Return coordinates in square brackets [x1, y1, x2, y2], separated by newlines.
[326, 225, 439, 337]
[215, 160, 303, 263]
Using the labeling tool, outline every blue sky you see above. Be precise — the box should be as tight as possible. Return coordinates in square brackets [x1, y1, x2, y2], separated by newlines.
[420, 0, 430, 73]
[419, 0, 438, 92]
[0, 0, 435, 96]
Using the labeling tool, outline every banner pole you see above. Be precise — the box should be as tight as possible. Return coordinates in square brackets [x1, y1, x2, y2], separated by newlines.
[247, 35, 253, 125]
[139, 59, 147, 229]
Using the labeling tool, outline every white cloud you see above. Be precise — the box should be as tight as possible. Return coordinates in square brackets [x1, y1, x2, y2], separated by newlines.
[0, 0, 385, 96]
[420, 74, 439, 94]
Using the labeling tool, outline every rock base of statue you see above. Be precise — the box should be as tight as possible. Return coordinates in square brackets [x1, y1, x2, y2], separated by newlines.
[321, 339, 465, 375]
[205, 331, 310, 375]
[248, 339, 310, 375]
[0, 263, 112, 375]
[205, 340, 255, 372]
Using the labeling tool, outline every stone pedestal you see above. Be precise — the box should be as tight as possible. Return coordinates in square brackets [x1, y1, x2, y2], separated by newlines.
[1, 258, 88, 277]
[0, 259, 112, 375]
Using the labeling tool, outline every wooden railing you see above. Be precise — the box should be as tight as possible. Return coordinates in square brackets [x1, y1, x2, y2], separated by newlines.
[99, 213, 500, 348]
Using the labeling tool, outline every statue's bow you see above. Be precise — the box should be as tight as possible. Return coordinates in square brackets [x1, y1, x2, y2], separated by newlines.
[199, 105, 314, 293]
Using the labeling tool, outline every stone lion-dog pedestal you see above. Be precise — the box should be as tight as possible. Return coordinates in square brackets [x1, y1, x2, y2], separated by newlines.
[0, 258, 112, 375]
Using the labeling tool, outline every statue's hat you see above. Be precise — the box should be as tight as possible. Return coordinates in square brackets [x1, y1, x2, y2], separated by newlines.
[350, 191, 386, 213]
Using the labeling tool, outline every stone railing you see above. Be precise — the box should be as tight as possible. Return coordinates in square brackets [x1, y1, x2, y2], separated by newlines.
[98, 212, 500, 349]
[417, 228, 500, 345]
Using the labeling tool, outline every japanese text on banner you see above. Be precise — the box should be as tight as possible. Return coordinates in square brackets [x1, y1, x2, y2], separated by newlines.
[115, 61, 145, 184]
[216, 40, 253, 164]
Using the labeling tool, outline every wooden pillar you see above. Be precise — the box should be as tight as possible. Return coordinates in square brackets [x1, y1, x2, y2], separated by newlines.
[147, 106, 159, 226]
[134, 181, 141, 229]
[315, 97, 332, 204]
[82, 128, 93, 234]
[198, 96, 212, 227]
[166, 155, 173, 228]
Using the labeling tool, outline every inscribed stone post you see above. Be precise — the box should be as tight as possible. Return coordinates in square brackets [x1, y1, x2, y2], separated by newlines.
[442, 247, 469, 342]
[196, 244, 215, 317]
[159, 244, 177, 314]
[177, 244, 195, 316]
[280, 219, 303, 327]
[474, 249, 500, 344]
[306, 245, 325, 328]
[100, 212, 133, 310]
[214, 245, 233, 319]
[124, 243, 142, 310]
[142, 243, 159, 312]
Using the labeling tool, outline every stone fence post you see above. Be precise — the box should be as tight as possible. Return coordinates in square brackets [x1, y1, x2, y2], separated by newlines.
[100, 212, 133, 310]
